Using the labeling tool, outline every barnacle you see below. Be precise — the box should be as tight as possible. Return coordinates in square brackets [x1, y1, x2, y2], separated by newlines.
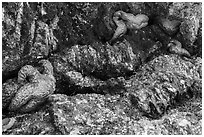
[9, 60, 56, 113]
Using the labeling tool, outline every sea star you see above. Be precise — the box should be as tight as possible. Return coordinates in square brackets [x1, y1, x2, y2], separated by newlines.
[9, 60, 56, 113]
[110, 10, 149, 42]
[168, 39, 191, 58]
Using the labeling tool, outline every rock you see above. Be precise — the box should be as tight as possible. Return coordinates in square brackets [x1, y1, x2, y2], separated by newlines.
[50, 38, 162, 95]
[2, 3, 57, 81]
[44, 2, 100, 49]
[50, 51, 127, 95]
[27, 20, 57, 58]
[126, 54, 201, 118]
[2, 106, 58, 135]
[127, 2, 169, 19]
[2, 2, 202, 135]
[169, 2, 202, 56]
[160, 109, 202, 135]
[47, 93, 201, 135]
[2, 78, 19, 110]
[48, 93, 140, 135]
[9, 60, 56, 113]
[93, 3, 116, 42]
[157, 17, 181, 36]
[2, 2, 24, 80]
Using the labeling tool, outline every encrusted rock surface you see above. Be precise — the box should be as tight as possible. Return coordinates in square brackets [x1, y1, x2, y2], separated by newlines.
[2, 3, 57, 81]
[169, 2, 202, 56]
[50, 38, 162, 95]
[125, 54, 201, 118]
[2, 78, 19, 110]
[2, 106, 59, 135]
[2, 2, 202, 135]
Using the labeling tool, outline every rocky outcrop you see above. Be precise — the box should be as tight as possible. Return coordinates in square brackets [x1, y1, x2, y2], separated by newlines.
[169, 2, 202, 57]
[2, 3, 57, 81]
[125, 54, 201, 118]
[2, 2, 202, 135]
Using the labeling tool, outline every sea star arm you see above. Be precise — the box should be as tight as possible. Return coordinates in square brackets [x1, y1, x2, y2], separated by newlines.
[18, 65, 40, 84]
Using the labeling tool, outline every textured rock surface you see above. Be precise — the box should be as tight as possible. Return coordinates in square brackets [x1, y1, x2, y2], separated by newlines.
[169, 2, 202, 56]
[2, 78, 19, 110]
[2, 2, 57, 81]
[2, 2, 202, 135]
[125, 54, 201, 118]
[2, 106, 59, 135]
[46, 93, 201, 135]
[50, 39, 162, 95]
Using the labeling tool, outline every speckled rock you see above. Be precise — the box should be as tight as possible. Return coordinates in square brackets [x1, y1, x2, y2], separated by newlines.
[2, 2, 202, 135]
[168, 2, 202, 56]
[2, 78, 19, 110]
[48, 93, 140, 135]
[125, 54, 201, 118]
[156, 17, 181, 36]
[2, 2, 57, 81]
[51, 38, 162, 94]
[47, 93, 201, 135]
[126, 2, 169, 18]
[2, 2, 24, 80]
[2, 106, 58, 135]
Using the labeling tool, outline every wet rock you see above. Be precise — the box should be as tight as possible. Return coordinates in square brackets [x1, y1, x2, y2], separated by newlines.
[2, 78, 19, 110]
[126, 2, 169, 19]
[2, 106, 58, 135]
[27, 20, 57, 58]
[2, 2, 202, 135]
[156, 17, 181, 36]
[51, 38, 162, 94]
[50, 51, 126, 95]
[2, 2, 24, 80]
[126, 54, 201, 119]
[9, 60, 56, 113]
[2, 2, 57, 81]
[169, 2, 202, 56]
[43, 2, 100, 50]
[48, 93, 140, 135]
[93, 3, 116, 42]
[47, 93, 201, 135]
